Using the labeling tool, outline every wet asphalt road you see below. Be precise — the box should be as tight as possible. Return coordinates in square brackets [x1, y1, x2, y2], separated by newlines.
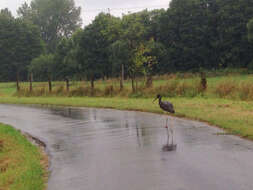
[0, 104, 253, 190]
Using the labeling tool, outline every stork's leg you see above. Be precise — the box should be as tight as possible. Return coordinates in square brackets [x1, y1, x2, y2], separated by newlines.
[166, 126, 170, 145]
[165, 117, 170, 145]
[170, 117, 174, 145]
[171, 130, 174, 145]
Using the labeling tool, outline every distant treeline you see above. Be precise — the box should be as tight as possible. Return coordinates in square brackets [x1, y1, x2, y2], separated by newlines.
[1, 0, 253, 88]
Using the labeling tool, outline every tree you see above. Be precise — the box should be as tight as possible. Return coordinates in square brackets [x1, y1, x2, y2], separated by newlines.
[54, 29, 82, 81]
[247, 18, 253, 42]
[120, 12, 147, 92]
[88, 13, 121, 79]
[29, 54, 56, 92]
[143, 39, 161, 87]
[109, 10, 166, 91]
[0, 8, 13, 19]
[130, 44, 147, 91]
[0, 11, 44, 89]
[109, 40, 130, 90]
[78, 13, 121, 89]
[247, 18, 253, 70]
[18, 0, 82, 52]
[215, 0, 253, 68]
[77, 25, 101, 89]
[158, 0, 212, 71]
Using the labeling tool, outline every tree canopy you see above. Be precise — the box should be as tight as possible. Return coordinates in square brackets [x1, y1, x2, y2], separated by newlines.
[2, 0, 253, 84]
[18, 0, 82, 52]
[0, 10, 44, 81]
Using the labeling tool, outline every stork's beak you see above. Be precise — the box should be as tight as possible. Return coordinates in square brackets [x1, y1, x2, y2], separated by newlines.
[153, 97, 158, 103]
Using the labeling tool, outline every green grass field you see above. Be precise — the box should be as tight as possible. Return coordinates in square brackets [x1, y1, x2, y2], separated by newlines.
[0, 123, 47, 190]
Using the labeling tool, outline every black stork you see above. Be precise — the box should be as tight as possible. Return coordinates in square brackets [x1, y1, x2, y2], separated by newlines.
[153, 94, 177, 151]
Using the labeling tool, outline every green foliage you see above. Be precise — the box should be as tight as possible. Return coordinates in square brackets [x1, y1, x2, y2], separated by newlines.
[78, 13, 121, 83]
[0, 8, 13, 19]
[159, 0, 214, 70]
[248, 60, 253, 70]
[0, 11, 44, 81]
[143, 39, 161, 76]
[117, 11, 157, 81]
[247, 18, 253, 42]
[247, 17, 253, 69]
[3, 0, 253, 82]
[29, 54, 55, 80]
[158, 0, 253, 71]
[54, 30, 82, 79]
[18, 0, 82, 52]
[215, 0, 253, 68]
[109, 40, 129, 76]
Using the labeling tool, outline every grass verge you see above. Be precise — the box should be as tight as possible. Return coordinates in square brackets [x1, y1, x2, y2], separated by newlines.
[0, 123, 48, 190]
[0, 96, 252, 140]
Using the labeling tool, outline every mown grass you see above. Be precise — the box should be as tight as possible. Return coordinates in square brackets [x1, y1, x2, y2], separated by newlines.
[0, 123, 47, 190]
[0, 96, 252, 140]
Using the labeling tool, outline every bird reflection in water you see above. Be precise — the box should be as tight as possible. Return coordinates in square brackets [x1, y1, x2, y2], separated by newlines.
[153, 94, 177, 151]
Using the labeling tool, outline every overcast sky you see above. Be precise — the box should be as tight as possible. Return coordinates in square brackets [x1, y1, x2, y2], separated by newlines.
[0, 0, 170, 25]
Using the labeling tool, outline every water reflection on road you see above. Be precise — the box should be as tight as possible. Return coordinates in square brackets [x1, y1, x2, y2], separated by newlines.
[0, 104, 253, 190]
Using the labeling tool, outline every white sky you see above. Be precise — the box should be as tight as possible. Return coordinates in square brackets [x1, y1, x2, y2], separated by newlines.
[0, 0, 170, 25]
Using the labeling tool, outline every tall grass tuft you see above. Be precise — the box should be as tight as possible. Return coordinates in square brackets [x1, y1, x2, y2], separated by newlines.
[238, 82, 253, 100]
[104, 85, 114, 97]
[215, 81, 237, 98]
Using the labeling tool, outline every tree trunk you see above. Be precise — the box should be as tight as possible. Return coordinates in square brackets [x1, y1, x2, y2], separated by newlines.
[16, 71, 20, 92]
[91, 75, 95, 89]
[29, 73, 33, 92]
[65, 78, 69, 92]
[146, 75, 153, 88]
[136, 79, 138, 92]
[131, 77, 135, 93]
[90, 75, 95, 96]
[48, 75, 52, 92]
[83, 80, 86, 89]
[200, 72, 207, 92]
[120, 64, 124, 90]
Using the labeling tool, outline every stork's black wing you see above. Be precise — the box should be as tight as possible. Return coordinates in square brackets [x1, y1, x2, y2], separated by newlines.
[160, 101, 175, 114]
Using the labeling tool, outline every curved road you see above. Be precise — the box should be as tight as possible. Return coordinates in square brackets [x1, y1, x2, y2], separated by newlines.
[0, 104, 253, 190]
